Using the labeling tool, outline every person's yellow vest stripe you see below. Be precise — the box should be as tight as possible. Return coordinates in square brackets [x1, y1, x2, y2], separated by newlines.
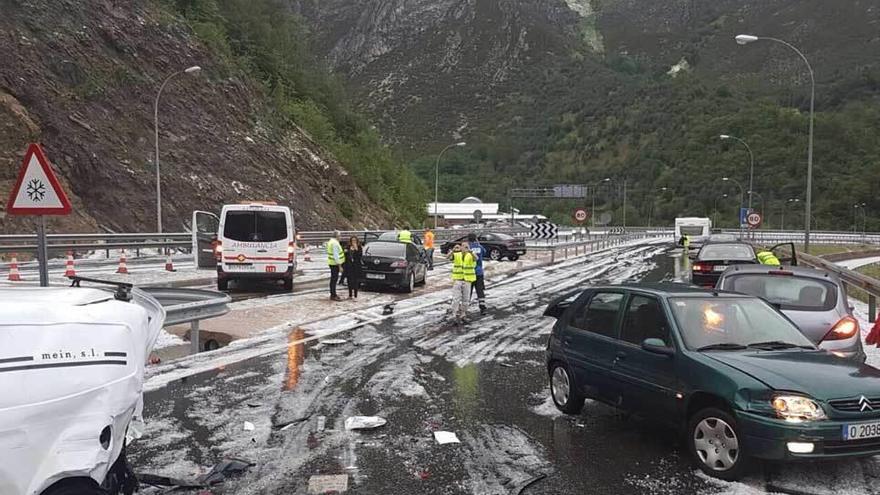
[757, 250, 780, 266]
[327, 238, 345, 266]
[451, 251, 477, 282]
[398, 230, 412, 243]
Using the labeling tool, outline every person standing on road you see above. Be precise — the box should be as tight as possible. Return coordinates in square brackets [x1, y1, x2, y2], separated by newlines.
[756, 250, 781, 266]
[344, 236, 363, 299]
[447, 242, 477, 324]
[467, 233, 488, 315]
[424, 229, 436, 270]
[398, 227, 413, 244]
[327, 231, 345, 301]
[867, 316, 880, 347]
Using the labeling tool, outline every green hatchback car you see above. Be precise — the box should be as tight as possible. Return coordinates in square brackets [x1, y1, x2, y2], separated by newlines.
[544, 283, 880, 480]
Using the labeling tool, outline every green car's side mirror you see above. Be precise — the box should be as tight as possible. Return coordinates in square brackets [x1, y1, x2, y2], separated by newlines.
[642, 338, 675, 357]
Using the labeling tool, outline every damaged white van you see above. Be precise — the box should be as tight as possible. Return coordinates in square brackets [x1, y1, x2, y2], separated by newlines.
[0, 285, 164, 495]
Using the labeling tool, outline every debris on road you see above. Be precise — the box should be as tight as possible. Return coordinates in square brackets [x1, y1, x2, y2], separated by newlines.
[319, 338, 348, 345]
[316, 415, 326, 432]
[344, 416, 387, 430]
[513, 474, 547, 495]
[433, 431, 460, 444]
[275, 416, 311, 431]
[308, 474, 349, 494]
[137, 458, 254, 489]
[243, 421, 255, 431]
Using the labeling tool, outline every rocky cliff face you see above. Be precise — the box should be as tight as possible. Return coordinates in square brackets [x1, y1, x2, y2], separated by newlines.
[292, 0, 880, 152]
[0, 0, 393, 234]
[292, 0, 586, 152]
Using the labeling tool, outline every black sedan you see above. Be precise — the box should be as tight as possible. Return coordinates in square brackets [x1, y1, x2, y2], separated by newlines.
[361, 241, 427, 293]
[440, 232, 526, 261]
[691, 242, 758, 287]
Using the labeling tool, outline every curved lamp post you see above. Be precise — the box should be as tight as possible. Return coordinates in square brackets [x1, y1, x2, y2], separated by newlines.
[433, 142, 466, 229]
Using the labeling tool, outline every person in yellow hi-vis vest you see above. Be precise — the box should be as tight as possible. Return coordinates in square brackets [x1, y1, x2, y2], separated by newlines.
[756, 250, 781, 266]
[327, 231, 346, 301]
[447, 241, 477, 324]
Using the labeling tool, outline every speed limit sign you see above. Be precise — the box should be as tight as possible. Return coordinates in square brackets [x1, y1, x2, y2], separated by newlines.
[746, 212, 763, 228]
[573, 208, 589, 224]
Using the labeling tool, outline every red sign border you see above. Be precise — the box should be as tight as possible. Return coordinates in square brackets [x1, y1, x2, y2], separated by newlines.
[573, 208, 589, 223]
[6, 143, 72, 216]
[746, 211, 763, 228]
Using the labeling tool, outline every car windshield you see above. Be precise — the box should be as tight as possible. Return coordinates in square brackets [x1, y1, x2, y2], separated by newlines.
[223, 210, 287, 242]
[698, 244, 754, 261]
[364, 242, 405, 258]
[723, 274, 838, 311]
[669, 297, 815, 350]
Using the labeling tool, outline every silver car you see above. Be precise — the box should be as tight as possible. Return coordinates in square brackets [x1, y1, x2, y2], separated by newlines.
[716, 264, 866, 362]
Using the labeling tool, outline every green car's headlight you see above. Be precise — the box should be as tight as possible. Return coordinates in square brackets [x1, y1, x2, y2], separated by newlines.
[771, 395, 826, 422]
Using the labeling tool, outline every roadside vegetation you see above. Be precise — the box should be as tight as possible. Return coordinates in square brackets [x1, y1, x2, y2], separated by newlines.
[163, 0, 427, 224]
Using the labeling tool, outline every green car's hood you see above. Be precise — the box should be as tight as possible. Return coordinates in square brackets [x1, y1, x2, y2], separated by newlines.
[706, 351, 880, 400]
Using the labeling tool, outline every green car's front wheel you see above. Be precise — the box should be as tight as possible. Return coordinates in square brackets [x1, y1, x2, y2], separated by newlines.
[688, 407, 750, 481]
[549, 362, 584, 414]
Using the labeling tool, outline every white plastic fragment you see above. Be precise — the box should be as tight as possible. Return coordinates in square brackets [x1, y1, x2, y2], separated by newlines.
[319, 338, 348, 345]
[308, 474, 348, 494]
[344, 416, 387, 430]
[433, 431, 460, 444]
[243, 421, 255, 431]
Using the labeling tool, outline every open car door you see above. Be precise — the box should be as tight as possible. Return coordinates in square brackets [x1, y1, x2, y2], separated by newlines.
[769, 242, 798, 266]
[192, 210, 220, 268]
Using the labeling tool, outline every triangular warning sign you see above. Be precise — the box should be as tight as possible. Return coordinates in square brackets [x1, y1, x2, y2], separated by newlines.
[6, 143, 72, 215]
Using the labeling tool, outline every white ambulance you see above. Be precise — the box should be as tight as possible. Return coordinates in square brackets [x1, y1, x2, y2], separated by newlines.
[213, 203, 296, 291]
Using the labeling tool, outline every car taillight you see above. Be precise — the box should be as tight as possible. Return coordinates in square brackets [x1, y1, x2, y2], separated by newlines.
[390, 261, 407, 268]
[213, 241, 223, 260]
[823, 316, 859, 342]
[693, 263, 710, 272]
[288, 242, 296, 262]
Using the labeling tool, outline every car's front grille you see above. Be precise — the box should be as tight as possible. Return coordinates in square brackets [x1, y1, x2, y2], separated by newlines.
[828, 397, 880, 413]
[823, 437, 880, 455]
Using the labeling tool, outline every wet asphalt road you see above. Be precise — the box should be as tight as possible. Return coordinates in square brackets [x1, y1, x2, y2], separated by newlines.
[133, 243, 880, 495]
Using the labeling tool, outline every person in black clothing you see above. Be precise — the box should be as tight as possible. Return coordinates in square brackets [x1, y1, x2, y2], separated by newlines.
[344, 236, 364, 299]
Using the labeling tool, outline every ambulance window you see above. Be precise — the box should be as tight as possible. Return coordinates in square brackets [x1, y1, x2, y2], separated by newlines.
[224, 211, 288, 242]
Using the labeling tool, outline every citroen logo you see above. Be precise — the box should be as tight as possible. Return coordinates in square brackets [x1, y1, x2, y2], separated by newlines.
[859, 396, 874, 412]
[374, 259, 380, 265]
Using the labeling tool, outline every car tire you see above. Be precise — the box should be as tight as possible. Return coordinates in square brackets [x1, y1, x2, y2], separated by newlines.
[404, 272, 415, 293]
[217, 278, 229, 291]
[283, 277, 293, 292]
[489, 248, 502, 261]
[688, 407, 749, 481]
[42, 478, 108, 495]
[549, 362, 585, 415]
[508, 254, 520, 262]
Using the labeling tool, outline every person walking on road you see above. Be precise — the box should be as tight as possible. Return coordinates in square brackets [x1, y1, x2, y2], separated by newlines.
[467, 233, 488, 315]
[398, 227, 413, 244]
[448, 242, 477, 324]
[866, 315, 880, 347]
[327, 231, 345, 301]
[344, 236, 363, 299]
[424, 229, 436, 270]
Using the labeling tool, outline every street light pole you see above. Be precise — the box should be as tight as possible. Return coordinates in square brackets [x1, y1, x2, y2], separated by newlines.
[783, 198, 800, 231]
[748, 190, 766, 223]
[719, 135, 755, 210]
[155, 65, 201, 233]
[736, 34, 815, 251]
[433, 141, 466, 229]
[722, 177, 745, 237]
[714, 194, 729, 227]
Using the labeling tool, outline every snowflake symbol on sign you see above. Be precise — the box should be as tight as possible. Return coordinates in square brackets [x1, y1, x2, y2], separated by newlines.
[26, 178, 46, 202]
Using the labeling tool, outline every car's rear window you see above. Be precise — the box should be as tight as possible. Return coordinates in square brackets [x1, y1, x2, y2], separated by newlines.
[722, 274, 838, 311]
[698, 244, 754, 261]
[223, 211, 287, 242]
[364, 243, 405, 258]
[493, 233, 514, 240]
[680, 226, 705, 236]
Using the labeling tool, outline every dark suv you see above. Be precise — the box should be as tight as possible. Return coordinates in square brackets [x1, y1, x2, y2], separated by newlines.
[439, 232, 526, 261]
[544, 283, 880, 480]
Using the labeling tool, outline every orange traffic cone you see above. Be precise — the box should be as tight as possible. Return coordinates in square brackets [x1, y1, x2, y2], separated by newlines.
[304, 244, 312, 262]
[64, 251, 77, 278]
[7, 254, 22, 281]
[165, 253, 175, 272]
[116, 250, 129, 274]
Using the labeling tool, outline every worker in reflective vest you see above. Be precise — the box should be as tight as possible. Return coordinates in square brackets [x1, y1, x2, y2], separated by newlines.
[424, 229, 435, 270]
[448, 242, 477, 324]
[468, 233, 488, 315]
[398, 228, 413, 244]
[756, 250, 781, 266]
[327, 231, 346, 301]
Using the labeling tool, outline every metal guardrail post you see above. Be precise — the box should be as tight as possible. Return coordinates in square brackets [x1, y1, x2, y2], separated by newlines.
[190, 320, 200, 354]
[870, 295, 877, 323]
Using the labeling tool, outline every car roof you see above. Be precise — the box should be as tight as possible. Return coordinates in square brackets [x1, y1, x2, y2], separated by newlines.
[590, 283, 751, 298]
[366, 240, 406, 246]
[700, 241, 753, 248]
[720, 264, 840, 282]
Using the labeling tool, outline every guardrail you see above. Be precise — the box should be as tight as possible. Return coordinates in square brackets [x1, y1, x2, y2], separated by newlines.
[0, 233, 191, 255]
[141, 287, 231, 354]
[797, 252, 879, 323]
